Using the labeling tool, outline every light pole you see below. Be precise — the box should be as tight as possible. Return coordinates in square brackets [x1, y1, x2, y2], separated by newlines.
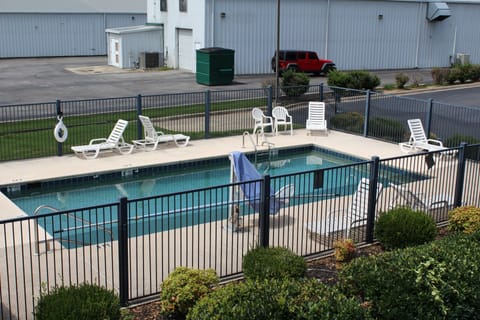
[274, 0, 280, 106]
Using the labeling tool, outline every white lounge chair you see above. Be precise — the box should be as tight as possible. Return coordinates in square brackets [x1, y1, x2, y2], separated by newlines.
[133, 115, 190, 150]
[305, 178, 383, 243]
[272, 106, 293, 135]
[252, 108, 274, 136]
[306, 101, 327, 135]
[399, 118, 446, 153]
[71, 119, 134, 159]
[389, 183, 453, 212]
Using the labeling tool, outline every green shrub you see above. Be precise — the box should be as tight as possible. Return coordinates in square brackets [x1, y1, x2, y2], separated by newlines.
[243, 246, 307, 280]
[470, 64, 480, 82]
[34, 283, 120, 320]
[382, 83, 395, 90]
[395, 73, 409, 89]
[431, 68, 450, 85]
[447, 67, 464, 84]
[444, 133, 480, 147]
[159, 267, 218, 318]
[328, 70, 380, 90]
[330, 112, 364, 134]
[449, 206, 480, 234]
[375, 207, 437, 250]
[340, 233, 480, 320]
[368, 117, 406, 142]
[281, 69, 310, 97]
[187, 278, 367, 320]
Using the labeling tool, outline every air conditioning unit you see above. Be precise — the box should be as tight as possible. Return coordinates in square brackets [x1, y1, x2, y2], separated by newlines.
[139, 52, 161, 69]
[456, 53, 470, 65]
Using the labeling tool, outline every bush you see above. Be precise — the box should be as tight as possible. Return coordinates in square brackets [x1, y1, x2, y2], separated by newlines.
[368, 117, 406, 142]
[334, 238, 356, 266]
[339, 233, 480, 320]
[395, 73, 409, 89]
[374, 207, 437, 250]
[330, 112, 364, 134]
[470, 64, 480, 82]
[187, 278, 367, 320]
[328, 70, 380, 90]
[449, 206, 480, 234]
[444, 133, 480, 147]
[447, 67, 465, 84]
[34, 283, 120, 320]
[242, 246, 307, 280]
[281, 69, 310, 97]
[159, 267, 218, 319]
[431, 68, 450, 85]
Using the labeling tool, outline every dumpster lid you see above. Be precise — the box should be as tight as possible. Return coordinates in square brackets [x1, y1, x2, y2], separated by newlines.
[197, 47, 234, 53]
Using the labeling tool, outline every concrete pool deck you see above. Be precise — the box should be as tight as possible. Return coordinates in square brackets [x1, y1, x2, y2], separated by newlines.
[0, 129, 404, 220]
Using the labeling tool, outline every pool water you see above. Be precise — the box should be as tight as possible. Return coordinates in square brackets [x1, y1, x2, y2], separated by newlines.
[6, 147, 362, 215]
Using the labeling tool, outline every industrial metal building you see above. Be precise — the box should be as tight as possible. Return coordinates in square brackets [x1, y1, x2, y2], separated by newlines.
[147, 0, 480, 74]
[0, 0, 146, 58]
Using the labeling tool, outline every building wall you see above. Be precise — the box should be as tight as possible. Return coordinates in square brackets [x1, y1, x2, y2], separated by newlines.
[147, 0, 205, 70]
[148, 0, 480, 74]
[0, 13, 147, 58]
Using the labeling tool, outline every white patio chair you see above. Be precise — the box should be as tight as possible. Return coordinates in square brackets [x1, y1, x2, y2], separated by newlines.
[388, 183, 453, 212]
[306, 101, 327, 135]
[252, 107, 274, 136]
[71, 119, 134, 159]
[132, 115, 190, 151]
[399, 118, 446, 153]
[305, 178, 383, 243]
[272, 106, 293, 135]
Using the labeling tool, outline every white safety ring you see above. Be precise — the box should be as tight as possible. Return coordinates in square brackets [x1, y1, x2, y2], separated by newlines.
[54, 117, 68, 143]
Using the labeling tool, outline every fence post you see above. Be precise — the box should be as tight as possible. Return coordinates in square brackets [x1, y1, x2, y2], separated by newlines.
[319, 83, 324, 102]
[55, 99, 63, 156]
[118, 197, 129, 306]
[365, 156, 380, 243]
[454, 143, 467, 207]
[267, 85, 273, 110]
[205, 90, 211, 139]
[426, 98, 433, 138]
[136, 94, 143, 140]
[363, 90, 371, 137]
[259, 175, 271, 248]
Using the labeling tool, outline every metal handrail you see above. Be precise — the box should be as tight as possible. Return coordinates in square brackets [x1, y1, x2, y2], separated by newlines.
[33, 204, 113, 254]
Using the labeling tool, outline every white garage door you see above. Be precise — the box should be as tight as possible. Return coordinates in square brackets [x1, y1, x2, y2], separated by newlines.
[178, 28, 193, 71]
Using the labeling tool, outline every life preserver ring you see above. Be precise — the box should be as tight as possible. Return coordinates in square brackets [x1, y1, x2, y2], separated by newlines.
[54, 116, 68, 143]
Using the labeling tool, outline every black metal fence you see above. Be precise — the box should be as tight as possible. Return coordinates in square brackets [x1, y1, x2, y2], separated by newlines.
[1, 143, 479, 319]
[1, 85, 479, 161]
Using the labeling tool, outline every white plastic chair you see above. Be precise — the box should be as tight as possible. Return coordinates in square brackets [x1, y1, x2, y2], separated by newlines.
[252, 108, 274, 136]
[389, 183, 453, 212]
[306, 101, 327, 135]
[272, 106, 293, 135]
[133, 115, 190, 150]
[71, 119, 134, 159]
[399, 119, 446, 153]
[305, 178, 383, 241]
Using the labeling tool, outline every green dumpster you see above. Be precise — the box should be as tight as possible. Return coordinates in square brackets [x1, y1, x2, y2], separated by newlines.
[196, 47, 234, 85]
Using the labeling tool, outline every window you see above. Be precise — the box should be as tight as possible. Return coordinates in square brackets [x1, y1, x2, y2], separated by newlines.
[179, 0, 187, 12]
[160, 0, 167, 12]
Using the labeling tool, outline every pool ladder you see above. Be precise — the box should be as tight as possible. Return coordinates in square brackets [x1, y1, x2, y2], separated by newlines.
[33, 204, 113, 254]
[242, 131, 275, 164]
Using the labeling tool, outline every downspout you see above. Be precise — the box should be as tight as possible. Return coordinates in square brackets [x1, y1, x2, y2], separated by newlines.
[452, 25, 457, 65]
[211, 0, 215, 47]
[324, 0, 330, 58]
[414, 2, 422, 68]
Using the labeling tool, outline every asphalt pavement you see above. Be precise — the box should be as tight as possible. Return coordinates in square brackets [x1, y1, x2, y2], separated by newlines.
[0, 56, 435, 105]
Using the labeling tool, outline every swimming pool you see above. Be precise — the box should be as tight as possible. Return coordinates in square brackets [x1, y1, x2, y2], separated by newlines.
[3, 146, 414, 248]
[5, 146, 363, 215]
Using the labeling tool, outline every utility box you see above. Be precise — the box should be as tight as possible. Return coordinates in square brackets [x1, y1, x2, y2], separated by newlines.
[196, 47, 234, 85]
[456, 53, 470, 65]
[139, 52, 161, 69]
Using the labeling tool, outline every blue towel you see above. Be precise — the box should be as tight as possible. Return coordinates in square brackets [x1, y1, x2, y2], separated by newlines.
[230, 151, 282, 214]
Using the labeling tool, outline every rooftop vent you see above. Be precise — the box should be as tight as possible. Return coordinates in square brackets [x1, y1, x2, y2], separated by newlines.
[427, 2, 451, 22]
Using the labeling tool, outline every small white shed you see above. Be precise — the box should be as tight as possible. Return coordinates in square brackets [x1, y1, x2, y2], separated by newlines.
[106, 25, 163, 69]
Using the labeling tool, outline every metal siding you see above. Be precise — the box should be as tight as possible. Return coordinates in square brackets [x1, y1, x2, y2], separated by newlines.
[120, 30, 163, 68]
[0, 13, 146, 58]
[328, 0, 420, 70]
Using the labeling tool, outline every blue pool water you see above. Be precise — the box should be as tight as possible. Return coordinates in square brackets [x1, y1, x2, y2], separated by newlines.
[6, 147, 363, 215]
